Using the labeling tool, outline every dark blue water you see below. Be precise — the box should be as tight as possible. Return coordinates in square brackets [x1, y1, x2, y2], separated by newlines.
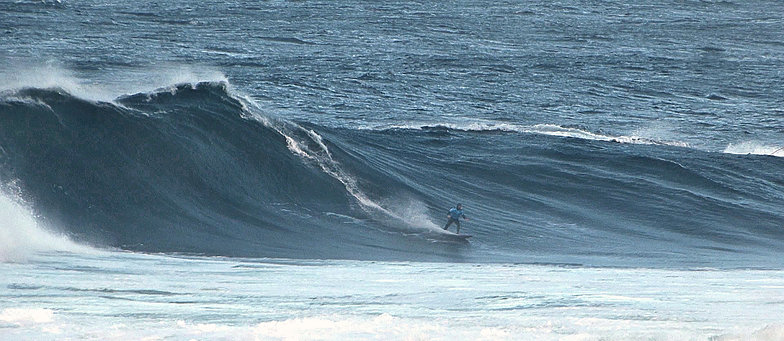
[2, 0, 784, 267]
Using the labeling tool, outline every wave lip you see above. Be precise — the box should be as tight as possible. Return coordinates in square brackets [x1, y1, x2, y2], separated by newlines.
[0, 62, 228, 103]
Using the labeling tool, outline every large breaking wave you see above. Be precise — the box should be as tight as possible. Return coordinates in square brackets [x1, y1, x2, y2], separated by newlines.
[1, 81, 783, 266]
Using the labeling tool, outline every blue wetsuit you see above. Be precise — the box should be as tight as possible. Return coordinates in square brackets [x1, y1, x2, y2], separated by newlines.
[444, 207, 467, 231]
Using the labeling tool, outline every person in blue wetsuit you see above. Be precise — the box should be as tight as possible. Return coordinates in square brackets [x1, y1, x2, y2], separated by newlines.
[444, 203, 469, 233]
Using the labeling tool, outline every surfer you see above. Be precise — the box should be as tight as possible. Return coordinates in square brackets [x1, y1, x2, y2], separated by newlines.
[444, 203, 469, 233]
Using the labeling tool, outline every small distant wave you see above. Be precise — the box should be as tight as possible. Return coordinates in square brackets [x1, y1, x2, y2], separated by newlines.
[371, 122, 691, 148]
[724, 141, 784, 157]
[519, 124, 690, 148]
[258, 36, 315, 45]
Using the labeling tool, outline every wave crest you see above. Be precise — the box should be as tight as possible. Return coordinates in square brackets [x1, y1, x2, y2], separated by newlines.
[371, 122, 691, 148]
[724, 141, 784, 157]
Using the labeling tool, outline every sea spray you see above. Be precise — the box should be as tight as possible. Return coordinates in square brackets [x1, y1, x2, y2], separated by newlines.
[0, 183, 87, 262]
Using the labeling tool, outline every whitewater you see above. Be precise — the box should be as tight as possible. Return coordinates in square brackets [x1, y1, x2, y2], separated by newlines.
[2, 0, 784, 339]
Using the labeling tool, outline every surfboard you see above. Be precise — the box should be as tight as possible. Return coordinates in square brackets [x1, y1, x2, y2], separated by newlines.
[441, 233, 472, 241]
[423, 229, 472, 243]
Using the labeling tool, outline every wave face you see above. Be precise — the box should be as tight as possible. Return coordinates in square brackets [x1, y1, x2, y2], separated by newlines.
[2, 83, 784, 266]
[0, 83, 421, 260]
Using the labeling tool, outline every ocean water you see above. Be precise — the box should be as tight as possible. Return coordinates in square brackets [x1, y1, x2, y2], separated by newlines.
[2, 250, 784, 340]
[2, 0, 784, 339]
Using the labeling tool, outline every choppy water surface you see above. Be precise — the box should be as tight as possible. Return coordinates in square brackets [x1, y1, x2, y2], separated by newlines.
[2, 251, 783, 340]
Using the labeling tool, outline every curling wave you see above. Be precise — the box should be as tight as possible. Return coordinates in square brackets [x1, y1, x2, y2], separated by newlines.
[1, 81, 783, 266]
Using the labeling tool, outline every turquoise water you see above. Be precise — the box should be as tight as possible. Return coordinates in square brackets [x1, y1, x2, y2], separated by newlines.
[2, 250, 784, 340]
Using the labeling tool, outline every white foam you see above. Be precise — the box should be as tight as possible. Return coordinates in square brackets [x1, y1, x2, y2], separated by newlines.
[238, 97, 450, 233]
[121, 64, 228, 98]
[714, 324, 784, 341]
[370, 121, 690, 148]
[0, 61, 114, 102]
[285, 125, 388, 212]
[21, 314, 780, 341]
[724, 141, 784, 157]
[250, 314, 446, 340]
[255, 121, 448, 232]
[239, 96, 391, 212]
[0, 308, 54, 325]
[1, 253, 782, 341]
[0, 185, 90, 262]
[379, 197, 447, 232]
[0, 61, 228, 103]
